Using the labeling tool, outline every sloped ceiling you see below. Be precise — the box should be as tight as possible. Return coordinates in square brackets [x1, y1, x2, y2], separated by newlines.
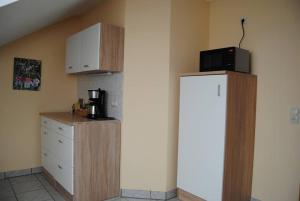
[0, 0, 103, 47]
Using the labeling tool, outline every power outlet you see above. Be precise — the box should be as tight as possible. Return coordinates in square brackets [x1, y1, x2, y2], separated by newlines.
[290, 108, 300, 124]
[241, 16, 247, 22]
[240, 17, 247, 24]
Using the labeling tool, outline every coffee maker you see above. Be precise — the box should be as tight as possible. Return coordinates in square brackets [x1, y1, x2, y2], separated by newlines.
[87, 88, 107, 119]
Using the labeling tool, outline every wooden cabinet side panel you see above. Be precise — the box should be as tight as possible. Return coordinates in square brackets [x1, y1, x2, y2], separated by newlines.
[178, 188, 206, 201]
[222, 73, 257, 201]
[74, 121, 121, 201]
[100, 24, 124, 72]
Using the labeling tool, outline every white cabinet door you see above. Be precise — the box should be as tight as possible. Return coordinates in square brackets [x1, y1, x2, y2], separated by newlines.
[177, 75, 228, 201]
[80, 23, 100, 72]
[41, 148, 56, 178]
[55, 134, 74, 168]
[65, 32, 81, 73]
[55, 158, 74, 195]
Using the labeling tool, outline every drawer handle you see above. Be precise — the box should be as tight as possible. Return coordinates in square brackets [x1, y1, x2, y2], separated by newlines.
[43, 153, 48, 157]
[58, 140, 63, 144]
[43, 121, 47, 124]
[58, 127, 63, 131]
[43, 131, 47, 135]
[83, 64, 89, 68]
[68, 66, 73, 69]
[57, 165, 63, 170]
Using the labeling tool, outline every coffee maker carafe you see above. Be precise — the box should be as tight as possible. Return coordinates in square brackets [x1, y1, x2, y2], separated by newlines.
[87, 88, 107, 119]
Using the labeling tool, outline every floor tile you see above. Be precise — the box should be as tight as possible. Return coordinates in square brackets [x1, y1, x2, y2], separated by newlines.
[0, 196, 18, 201]
[0, 179, 11, 190]
[0, 179, 15, 199]
[35, 174, 66, 201]
[125, 198, 152, 201]
[0, 187, 15, 200]
[16, 189, 53, 201]
[105, 197, 128, 201]
[0, 172, 4, 180]
[43, 183, 66, 201]
[35, 174, 50, 187]
[168, 198, 180, 201]
[10, 175, 38, 184]
[12, 180, 43, 194]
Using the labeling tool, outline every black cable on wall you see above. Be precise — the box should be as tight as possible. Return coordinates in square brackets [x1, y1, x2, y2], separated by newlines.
[239, 18, 246, 48]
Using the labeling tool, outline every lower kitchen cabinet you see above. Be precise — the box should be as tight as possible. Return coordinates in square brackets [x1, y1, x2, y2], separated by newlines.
[41, 113, 121, 201]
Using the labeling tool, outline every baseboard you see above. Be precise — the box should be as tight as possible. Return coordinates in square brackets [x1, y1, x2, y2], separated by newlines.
[42, 167, 73, 201]
[177, 188, 260, 201]
[0, 166, 42, 179]
[121, 188, 177, 200]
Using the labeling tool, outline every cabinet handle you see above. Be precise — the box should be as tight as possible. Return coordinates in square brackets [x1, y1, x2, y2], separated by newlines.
[83, 64, 89, 68]
[43, 121, 47, 124]
[58, 140, 63, 144]
[218, 85, 221, 97]
[57, 165, 63, 170]
[68, 66, 73, 69]
[43, 153, 48, 157]
[58, 127, 63, 131]
[43, 131, 47, 135]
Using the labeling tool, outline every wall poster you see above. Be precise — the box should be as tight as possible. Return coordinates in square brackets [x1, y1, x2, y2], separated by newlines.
[13, 57, 41, 91]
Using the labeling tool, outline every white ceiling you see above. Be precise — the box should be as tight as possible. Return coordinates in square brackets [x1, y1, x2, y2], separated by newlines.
[0, 0, 103, 47]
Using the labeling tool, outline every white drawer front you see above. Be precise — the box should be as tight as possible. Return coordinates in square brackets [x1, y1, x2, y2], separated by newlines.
[41, 149, 56, 177]
[41, 127, 56, 152]
[55, 160, 74, 195]
[42, 127, 59, 154]
[55, 134, 74, 167]
[41, 116, 74, 195]
[52, 120, 74, 140]
[41, 127, 50, 150]
[41, 117, 53, 129]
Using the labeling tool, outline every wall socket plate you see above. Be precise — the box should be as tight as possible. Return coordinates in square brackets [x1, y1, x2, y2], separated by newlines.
[240, 17, 247, 23]
[290, 108, 300, 124]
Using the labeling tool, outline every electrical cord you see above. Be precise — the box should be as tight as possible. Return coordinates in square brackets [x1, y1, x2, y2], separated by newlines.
[239, 18, 245, 48]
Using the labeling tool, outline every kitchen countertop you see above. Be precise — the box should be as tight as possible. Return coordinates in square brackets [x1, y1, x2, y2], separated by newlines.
[40, 112, 119, 126]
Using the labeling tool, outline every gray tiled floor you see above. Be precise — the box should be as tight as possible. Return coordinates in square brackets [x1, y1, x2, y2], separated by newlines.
[0, 174, 64, 201]
[0, 174, 180, 201]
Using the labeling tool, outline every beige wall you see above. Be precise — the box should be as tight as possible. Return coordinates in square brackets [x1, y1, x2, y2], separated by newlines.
[0, 0, 126, 173]
[121, 0, 172, 191]
[3, 1, 297, 198]
[209, 0, 300, 200]
[0, 0, 210, 191]
[121, 0, 210, 192]
[0, 18, 79, 171]
[167, 0, 209, 190]
[80, 0, 126, 28]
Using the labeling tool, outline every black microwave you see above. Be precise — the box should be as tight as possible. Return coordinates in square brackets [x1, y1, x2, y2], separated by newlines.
[200, 47, 250, 73]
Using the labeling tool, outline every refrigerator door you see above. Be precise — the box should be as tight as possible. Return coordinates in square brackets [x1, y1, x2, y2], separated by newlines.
[177, 75, 228, 201]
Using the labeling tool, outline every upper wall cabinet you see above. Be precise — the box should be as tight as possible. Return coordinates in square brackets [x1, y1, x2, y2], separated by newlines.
[65, 23, 124, 74]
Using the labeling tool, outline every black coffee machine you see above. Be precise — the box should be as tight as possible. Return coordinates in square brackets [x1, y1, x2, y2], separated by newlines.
[87, 88, 107, 119]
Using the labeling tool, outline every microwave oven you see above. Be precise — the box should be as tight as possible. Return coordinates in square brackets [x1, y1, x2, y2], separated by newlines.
[200, 47, 250, 73]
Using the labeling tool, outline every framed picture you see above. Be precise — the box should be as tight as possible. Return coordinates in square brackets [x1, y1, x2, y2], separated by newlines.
[13, 57, 42, 91]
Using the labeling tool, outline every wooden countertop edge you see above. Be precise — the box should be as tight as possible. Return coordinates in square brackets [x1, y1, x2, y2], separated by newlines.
[40, 112, 120, 126]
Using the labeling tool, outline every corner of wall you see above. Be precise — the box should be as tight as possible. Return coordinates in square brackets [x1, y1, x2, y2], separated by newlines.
[166, 0, 211, 191]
